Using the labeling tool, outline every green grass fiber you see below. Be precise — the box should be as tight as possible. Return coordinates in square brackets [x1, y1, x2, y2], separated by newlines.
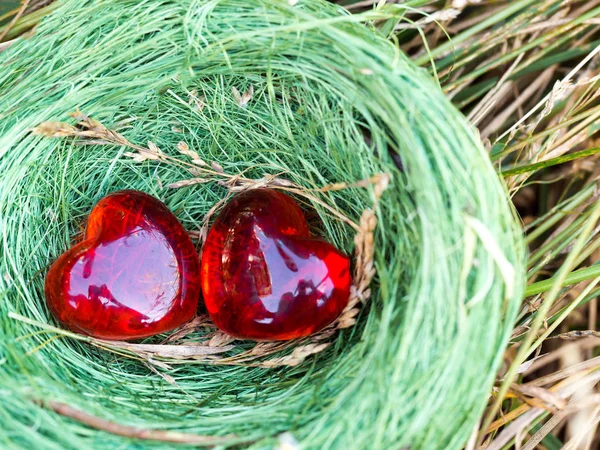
[0, 0, 525, 448]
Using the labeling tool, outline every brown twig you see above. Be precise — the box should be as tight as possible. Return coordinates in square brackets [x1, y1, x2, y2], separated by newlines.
[33, 399, 246, 446]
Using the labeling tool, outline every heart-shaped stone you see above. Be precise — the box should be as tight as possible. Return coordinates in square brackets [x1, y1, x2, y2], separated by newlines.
[201, 189, 351, 340]
[45, 190, 201, 340]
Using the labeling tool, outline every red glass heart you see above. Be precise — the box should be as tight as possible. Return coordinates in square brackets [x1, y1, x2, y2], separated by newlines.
[201, 189, 351, 340]
[44, 190, 201, 340]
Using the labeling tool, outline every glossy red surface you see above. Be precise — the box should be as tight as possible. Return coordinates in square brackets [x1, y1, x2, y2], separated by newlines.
[201, 189, 351, 340]
[44, 190, 201, 340]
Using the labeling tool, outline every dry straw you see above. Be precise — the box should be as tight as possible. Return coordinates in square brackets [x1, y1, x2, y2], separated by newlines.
[0, 0, 524, 449]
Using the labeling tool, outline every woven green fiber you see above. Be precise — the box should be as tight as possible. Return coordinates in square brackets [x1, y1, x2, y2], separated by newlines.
[0, 0, 525, 449]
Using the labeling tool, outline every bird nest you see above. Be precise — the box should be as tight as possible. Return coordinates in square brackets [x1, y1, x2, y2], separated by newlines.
[0, 0, 525, 449]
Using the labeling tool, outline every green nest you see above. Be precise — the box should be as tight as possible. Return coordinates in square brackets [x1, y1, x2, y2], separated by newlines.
[0, 0, 525, 449]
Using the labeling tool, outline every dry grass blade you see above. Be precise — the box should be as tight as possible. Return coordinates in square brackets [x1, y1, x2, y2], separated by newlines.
[92, 340, 236, 360]
[232, 85, 253, 108]
[162, 315, 213, 343]
[188, 89, 205, 111]
[511, 383, 567, 411]
[176, 141, 200, 160]
[486, 408, 547, 450]
[259, 343, 331, 368]
[32, 121, 78, 137]
[206, 332, 235, 348]
[211, 161, 224, 173]
[549, 330, 600, 341]
[167, 178, 210, 188]
[34, 110, 165, 162]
